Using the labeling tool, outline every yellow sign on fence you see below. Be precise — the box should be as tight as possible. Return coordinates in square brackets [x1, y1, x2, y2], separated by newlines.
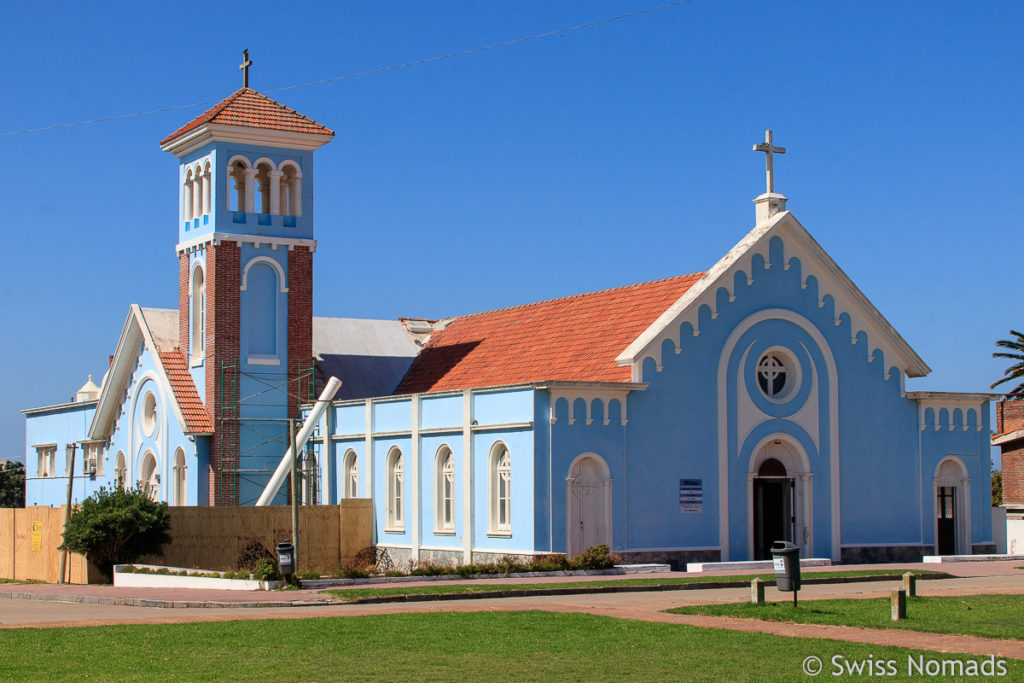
[31, 521, 42, 552]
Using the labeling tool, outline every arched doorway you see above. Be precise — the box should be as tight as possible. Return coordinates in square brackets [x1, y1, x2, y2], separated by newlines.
[566, 453, 611, 555]
[748, 438, 812, 560]
[934, 457, 970, 555]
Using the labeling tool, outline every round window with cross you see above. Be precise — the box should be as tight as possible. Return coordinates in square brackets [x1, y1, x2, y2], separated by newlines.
[756, 350, 797, 401]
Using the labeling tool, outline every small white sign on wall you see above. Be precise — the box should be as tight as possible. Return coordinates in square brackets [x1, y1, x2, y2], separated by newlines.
[679, 479, 703, 513]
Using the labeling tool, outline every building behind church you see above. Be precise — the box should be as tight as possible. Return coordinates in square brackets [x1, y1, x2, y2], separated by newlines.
[23, 85, 998, 566]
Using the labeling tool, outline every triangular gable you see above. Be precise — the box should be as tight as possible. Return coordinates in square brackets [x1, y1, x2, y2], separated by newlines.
[89, 305, 211, 439]
[617, 210, 930, 381]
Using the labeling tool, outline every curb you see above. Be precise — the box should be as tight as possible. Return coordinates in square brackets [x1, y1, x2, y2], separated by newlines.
[0, 573, 948, 610]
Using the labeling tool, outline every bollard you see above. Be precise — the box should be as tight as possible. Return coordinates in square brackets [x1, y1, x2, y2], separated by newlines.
[891, 588, 907, 621]
[751, 577, 765, 604]
[902, 572, 916, 598]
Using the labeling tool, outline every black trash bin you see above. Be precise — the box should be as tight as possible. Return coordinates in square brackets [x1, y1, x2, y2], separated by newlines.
[770, 540, 801, 592]
[276, 541, 295, 578]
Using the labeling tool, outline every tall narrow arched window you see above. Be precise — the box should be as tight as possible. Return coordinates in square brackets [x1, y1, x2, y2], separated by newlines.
[343, 449, 358, 499]
[172, 448, 186, 505]
[202, 161, 212, 215]
[191, 265, 205, 361]
[488, 443, 511, 535]
[255, 161, 274, 214]
[115, 451, 126, 490]
[183, 168, 194, 221]
[245, 262, 278, 359]
[434, 446, 455, 532]
[386, 448, 404, 531]
[280, 162, 302, 217]
[139, 451, 159, 502]
[229, 160, 248, 212]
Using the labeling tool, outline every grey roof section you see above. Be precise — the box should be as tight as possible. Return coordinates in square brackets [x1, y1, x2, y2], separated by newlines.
[313, 317, 422, 400]
[140, 307, 179, 352]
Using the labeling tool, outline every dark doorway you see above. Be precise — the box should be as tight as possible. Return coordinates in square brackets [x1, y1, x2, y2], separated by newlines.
[937, 486, 957, 555]
[753, 458, 794, 560]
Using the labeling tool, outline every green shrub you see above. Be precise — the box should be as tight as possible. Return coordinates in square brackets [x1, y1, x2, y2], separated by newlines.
[297, 570, 320, 580]
[253, 557, 281, 581]
[58, 486, 171, 581]
[568, 545, 619, 570]
[154, 567, 171, 575]
[329, 564, 369, 579]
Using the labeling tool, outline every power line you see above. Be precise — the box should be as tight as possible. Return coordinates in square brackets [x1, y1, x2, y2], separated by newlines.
[0, 0, 697, 138]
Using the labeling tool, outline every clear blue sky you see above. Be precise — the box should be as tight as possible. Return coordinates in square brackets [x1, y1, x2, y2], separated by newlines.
[2, 1, 1020, 465]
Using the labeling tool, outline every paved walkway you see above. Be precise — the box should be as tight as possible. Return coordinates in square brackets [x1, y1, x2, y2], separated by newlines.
[2, 561, 1022, 661]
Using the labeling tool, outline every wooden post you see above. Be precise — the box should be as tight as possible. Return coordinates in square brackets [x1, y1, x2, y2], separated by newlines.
[750, 577, 765, 604]
[289, 419, 299, 574]
[57, 444, 76, 584]
[902, 572, 916, 597]
[891, 588, 907, 621]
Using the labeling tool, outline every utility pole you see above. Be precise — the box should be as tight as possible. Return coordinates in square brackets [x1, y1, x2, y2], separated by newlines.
[289, 418, 299, 574]
[58, 443, 76, 584]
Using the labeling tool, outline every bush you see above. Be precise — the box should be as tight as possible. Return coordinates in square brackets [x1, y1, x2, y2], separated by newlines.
[235, 537, 274, 571]
[59, 486, 171, 581]
[252, 557, 281, 581]
[569, 545, 619, 570]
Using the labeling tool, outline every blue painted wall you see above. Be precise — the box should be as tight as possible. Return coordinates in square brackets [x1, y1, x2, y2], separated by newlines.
[24, 402, 97, 506]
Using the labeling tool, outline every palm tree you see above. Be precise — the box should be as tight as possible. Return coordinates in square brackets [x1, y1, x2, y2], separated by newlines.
[991, 330, 1024, 398]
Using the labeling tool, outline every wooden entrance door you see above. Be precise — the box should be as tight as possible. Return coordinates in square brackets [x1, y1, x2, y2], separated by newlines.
[568, 456, 608, 555]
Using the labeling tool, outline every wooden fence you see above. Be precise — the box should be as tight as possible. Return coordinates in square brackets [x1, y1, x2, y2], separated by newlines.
[0, 500, 373, 584]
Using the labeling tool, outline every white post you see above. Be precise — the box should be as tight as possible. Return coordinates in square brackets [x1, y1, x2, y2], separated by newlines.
[243, 169, 258, 213]
[268, 171, 283, 215]
[202, 170, 212, 215]
[291, 177, 302, 217]
[192, 176, 202, 221]
[255, 377, 341, 506]
[183, 181, 193, 221]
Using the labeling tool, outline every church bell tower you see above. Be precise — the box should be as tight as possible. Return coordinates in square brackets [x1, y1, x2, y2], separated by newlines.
[160, 57, 335, 505]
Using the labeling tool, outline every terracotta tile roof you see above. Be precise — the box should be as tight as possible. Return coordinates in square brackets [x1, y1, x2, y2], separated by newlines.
[395, 273, 706, 394]
[158, 351, 214, 433]
[160, 88, 335, 146]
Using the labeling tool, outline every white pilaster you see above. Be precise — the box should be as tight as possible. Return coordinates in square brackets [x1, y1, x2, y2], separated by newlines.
[462, 389, 473, 564]
[411, 396, 420, 563]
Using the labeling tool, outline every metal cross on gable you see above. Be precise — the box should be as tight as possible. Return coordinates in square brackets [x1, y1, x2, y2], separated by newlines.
[239, 49, 253, 88]
[753, 129, 786, 194]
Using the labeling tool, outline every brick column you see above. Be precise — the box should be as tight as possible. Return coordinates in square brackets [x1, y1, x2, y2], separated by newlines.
[288, 246, 314, 418]
[205, 241, 241, 506]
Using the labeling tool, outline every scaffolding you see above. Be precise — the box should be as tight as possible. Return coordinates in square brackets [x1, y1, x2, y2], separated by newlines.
[216, 360, 317, 506]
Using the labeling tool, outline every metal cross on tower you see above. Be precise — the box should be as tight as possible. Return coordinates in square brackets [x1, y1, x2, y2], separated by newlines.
[239, 49, 253, 88]
[753, 129, 786, 194]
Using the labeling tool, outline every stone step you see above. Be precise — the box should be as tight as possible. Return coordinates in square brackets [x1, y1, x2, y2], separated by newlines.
[922, 553, 1024, 563]
[686, 558, 832, 573]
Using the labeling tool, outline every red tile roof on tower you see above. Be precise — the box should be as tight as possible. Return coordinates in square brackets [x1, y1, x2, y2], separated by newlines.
[159, 350, 214, 433]
[395, 272, 706, 394]
[160, 88, 335, 146]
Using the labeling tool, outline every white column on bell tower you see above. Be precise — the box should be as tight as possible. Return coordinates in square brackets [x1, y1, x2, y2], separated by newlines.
[202, 168, 212, 215]
[268, 170, 283, 215]
[243, 168, 258, 213]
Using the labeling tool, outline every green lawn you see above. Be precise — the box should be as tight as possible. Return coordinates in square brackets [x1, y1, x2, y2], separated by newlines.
[321, 569, 940, 602]
[669, 594, 1024, 641]
[0, 611, 1013, 681]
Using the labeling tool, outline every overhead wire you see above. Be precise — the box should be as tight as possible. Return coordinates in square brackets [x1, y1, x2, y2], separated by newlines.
[0, 0, 696, 138]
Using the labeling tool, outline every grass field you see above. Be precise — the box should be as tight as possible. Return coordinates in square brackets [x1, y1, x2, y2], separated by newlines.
[669, 594, 1024, 641]
[320, 569, 936, 601]
[0, 611, 1013, 681]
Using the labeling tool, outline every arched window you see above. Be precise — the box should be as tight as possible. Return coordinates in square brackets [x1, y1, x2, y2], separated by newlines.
[302, 449, 318, 505]
[228, 159, 249, 212]
[191, 265, 205, 361]
[202, 161, 212, 215]
[172, 448, 186, 505]
[139, 451, 159, 502]
[386, 448, 404, 531]
[343, 449, 358, 499]
[280, 163, 302, 217]
[488, 443, 511, 535]
[435, 446, 455, 532]
[115, 451, 126, 490]
[182, 168, 194, 221]
[245, 262, 278, 358]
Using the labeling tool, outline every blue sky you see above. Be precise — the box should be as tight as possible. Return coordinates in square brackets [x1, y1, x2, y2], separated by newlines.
[1, 1, 1020, 465]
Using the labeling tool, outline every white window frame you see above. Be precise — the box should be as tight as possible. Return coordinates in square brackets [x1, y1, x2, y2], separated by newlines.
[114, 451, 127, 490]
[385, 447, 404, 532]
[343, 449, 358, 499]
[82, 441, 104, 477]
[487, 442, 512, 536]
[434, 445, 455, 534]
[35, 445, 56, 478]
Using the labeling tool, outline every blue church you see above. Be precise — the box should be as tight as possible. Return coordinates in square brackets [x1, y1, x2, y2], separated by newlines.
[23, 85, 996, 567]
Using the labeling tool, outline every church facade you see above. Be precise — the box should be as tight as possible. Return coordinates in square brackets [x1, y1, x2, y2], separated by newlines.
[23, 86, 996, 566]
